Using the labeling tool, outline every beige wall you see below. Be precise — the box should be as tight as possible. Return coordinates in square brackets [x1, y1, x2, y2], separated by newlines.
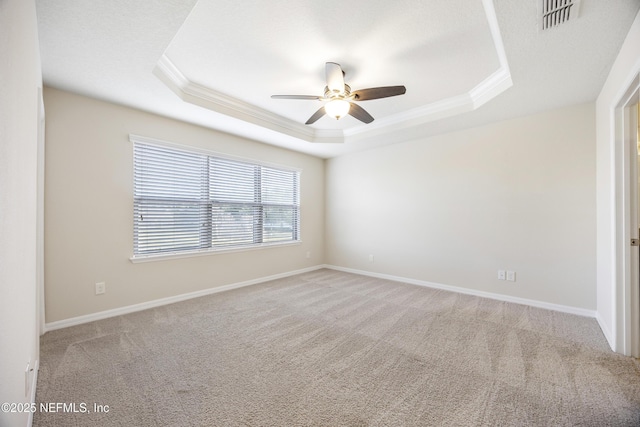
[595, 9, 640, 351]
[0, 0, 42, 426]
[44, 83, 602, 325]
[326, 103, 596, 310]
[44, 87, 325, 323]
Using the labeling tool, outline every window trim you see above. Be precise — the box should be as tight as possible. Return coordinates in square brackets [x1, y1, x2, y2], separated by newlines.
[129, 134, 302, 262]
[129, 240, 302, 263]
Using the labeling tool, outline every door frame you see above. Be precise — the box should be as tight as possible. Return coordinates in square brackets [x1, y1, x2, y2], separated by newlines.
[37, 88, 45, 337]
[615, 71, 640, 357]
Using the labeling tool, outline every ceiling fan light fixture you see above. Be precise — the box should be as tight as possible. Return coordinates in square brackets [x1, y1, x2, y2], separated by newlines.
[325, 99, 350, 120]
[271, 63, 405, 125]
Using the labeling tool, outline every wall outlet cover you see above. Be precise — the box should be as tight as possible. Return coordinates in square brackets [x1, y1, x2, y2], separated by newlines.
[95, 282, 106, 295]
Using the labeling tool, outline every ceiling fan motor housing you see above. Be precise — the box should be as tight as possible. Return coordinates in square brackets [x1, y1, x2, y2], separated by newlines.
[325, 84, 351, 99]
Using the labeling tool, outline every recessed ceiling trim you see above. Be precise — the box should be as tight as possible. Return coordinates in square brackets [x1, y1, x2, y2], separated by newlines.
[482, 0, 510, 69]
[154, 55, 323, 143]
[344, 68, 512, 141]
[470, 67, 513, 109]
[344, 93, 473, 139]
[154, 0, 512, 145]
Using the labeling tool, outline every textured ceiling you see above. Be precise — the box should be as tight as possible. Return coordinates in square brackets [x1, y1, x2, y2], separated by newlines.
[36, 0, 640, 158]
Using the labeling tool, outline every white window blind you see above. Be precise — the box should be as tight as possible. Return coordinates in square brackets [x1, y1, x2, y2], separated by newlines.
[133, 141, 300, 257]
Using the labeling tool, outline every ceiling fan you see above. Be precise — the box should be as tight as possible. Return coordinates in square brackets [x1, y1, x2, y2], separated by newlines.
[271, 62, 406, 125]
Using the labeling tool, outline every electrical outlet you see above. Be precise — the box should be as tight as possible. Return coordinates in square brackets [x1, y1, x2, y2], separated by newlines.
[369, 254, 374, 262]
[95, 282, 106, 295]
[498, 270, 506, 280]
[306, 251, 311, 259]
[506, 271, 516, 282]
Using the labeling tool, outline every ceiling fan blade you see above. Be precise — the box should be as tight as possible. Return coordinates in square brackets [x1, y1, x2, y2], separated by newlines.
[305, 106, 326, 125]
[326, 62, 345, 94]
[271, 95, 322, 100]
[348, 103, 374, 124]
[352, 86, 406, 101]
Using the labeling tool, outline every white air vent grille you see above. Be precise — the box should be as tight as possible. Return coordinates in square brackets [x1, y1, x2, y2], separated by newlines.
[541, 0, 581, 30]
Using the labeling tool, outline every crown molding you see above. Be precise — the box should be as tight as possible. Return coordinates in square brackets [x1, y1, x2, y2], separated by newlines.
[153, 56, 325, 142]
[154, 0, 511, 145]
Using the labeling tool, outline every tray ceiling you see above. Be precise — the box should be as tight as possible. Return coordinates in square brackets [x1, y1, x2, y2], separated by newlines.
[155, 0, 510, 144]
[36, 0, 640, 158]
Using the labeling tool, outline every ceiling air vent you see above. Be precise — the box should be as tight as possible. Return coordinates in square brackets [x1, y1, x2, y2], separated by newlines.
[541, 0, 581, 30]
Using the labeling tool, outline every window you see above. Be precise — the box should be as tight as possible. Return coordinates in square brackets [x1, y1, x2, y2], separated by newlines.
[132, 137, 300, 258]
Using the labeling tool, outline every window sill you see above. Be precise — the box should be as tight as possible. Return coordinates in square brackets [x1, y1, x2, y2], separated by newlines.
[129, 240, 302, 263]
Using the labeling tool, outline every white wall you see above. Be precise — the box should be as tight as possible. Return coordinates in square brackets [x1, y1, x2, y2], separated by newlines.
[43, 88, 325, 323]
[326, 103, 596, 310]
[595, 10, 640, 351]
[0, 0, 42, 426]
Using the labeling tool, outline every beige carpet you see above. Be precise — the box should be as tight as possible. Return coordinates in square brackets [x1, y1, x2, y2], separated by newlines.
[35, 269, 640, 426]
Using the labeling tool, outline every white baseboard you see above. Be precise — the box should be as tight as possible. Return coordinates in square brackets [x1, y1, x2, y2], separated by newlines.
[325, 264, 597, 318]
[44, 264, 598, 333]
[43, 265, 325, 332]
[595, 311, 616, 351]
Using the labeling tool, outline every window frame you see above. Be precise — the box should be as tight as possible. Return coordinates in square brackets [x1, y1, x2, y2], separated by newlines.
[129, 134, 302, 263]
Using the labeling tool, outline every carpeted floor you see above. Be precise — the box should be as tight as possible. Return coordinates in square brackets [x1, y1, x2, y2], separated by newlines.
[34, 269, 640, 426]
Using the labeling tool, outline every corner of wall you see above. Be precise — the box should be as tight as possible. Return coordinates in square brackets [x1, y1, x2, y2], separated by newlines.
[594, 7, 640, 354]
